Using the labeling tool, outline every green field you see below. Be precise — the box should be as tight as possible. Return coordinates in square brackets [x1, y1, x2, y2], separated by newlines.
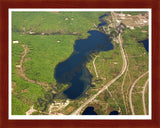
[12, 11, 105, 34]
[11, 11, 107, 115]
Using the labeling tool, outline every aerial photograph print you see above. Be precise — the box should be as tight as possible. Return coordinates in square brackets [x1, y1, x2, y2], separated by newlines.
[9, 9, 151, 119]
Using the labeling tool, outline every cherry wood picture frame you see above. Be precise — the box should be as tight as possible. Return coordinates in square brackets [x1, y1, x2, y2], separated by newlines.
[0, 0, 160, 128]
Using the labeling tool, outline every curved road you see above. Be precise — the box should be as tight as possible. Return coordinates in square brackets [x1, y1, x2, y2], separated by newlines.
[129, 71, 149, 115]
[142, 78, 149, 115]
[19, 45, 55, 89]
[71, 33, 127, 115]
[121, 49, 129, 114]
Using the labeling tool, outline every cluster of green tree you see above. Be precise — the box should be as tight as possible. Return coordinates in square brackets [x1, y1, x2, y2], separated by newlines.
[55, 83, 69, 92]
[109, 27, 118, 39]
[12, 95, 30, 115]
[34, 92, 56, 112]
[12, 75, 46, 114]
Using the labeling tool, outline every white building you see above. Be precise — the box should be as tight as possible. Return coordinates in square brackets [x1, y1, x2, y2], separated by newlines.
[13, 40, 19, 44]
[116, 20, 120, 23]
[143, 20, 148, 23]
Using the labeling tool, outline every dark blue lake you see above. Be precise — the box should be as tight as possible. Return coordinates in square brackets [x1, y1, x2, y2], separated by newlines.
[82, 107, 97, 115]
[54, 13, 113, 99]
[138, 39, 149, 52]
[54, 30, 113, 99]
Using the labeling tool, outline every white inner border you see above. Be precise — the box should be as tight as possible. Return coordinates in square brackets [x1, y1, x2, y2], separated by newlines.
[9, 8, 152, 120]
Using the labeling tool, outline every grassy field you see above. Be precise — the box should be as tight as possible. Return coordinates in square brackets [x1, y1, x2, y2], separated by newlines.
[12, 33, 77, 84]
[12, 11, 105, 34]
[11, 11, 107, 115]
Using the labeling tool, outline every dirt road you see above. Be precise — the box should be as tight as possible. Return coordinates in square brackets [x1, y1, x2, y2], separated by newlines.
[121, 49, 129, 114]
[93, 56, 98, 78]
[19, 45, 55, 91]
[129, 71, 149, 115]
[142, 79, 149, 115]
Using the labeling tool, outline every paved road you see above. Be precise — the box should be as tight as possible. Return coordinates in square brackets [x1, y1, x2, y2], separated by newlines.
[129, 71, 149, 115]
[142, 78, 149, 115]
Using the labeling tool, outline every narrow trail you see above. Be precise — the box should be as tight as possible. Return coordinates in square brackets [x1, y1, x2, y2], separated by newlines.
[129, 71, 149, 115]
[142, 79, 149, 115]
[124, 49, 133, 114]
[19, 45, 56, 91]
[121, 49, 129, 114]
[93, 56, 98, 78]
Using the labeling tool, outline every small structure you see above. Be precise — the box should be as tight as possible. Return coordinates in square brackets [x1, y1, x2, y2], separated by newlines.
[116, 20, 120, 23]
[16, 65, 21, 68]
[57, 40, 61, 43]
[130, 26, 134, 29]
[143, 20, 148, 23]
[13, 40, 19, 44]
[29, 31, 35, 35]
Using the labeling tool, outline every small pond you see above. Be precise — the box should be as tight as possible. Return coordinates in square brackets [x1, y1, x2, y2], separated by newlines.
[82, 107, 97, 115]
[138, 39, 149, 52]
[109, 111, 119, 115]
